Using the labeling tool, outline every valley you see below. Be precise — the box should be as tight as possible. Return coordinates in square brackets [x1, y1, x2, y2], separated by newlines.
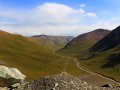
[0, 30, 85, 80]
[59, 26, 120, 84]
[1, 0, 120, 89]
[0, 26, 120, 89]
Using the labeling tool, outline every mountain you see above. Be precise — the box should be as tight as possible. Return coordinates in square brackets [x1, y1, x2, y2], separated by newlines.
[89, 26, 120, 53]
[59, 29, 110, 56]
[78, 26, 120, 82]
[0, 30, 82, 80]
[30, 35, 74, 51]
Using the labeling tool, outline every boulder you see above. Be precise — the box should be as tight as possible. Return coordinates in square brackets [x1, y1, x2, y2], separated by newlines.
[0, 87, 7, 90]
[17, 72, 101, 90]
[0, 65, 26, 87]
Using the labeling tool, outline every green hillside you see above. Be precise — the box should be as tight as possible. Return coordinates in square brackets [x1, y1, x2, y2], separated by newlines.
[0, 30, 85, 80]
[78, 26, 120, 82]
[59, 29, 110, 57]
[79, 46, 120, 81]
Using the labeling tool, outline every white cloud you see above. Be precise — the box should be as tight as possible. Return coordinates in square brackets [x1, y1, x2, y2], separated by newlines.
[76, 8, 85, 14]
[87, 13, 97, 18]
[80, 4, 86, 7]
[0, 2, 99, 36]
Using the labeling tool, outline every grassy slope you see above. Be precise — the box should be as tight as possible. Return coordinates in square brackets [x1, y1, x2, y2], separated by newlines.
[66, 58, 87, 76]
[0, 31, 84, 80]
[59, 29, 110, 57]
[78, 27, 120, 81]
[58, 34, 95, 57]
[59, 42, 92, 57]
[79, 46, 120, 81]
[59, 34, 96, 57]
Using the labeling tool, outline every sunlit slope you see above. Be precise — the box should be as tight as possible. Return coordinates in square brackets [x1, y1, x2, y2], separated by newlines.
[0, 30, 83, 80]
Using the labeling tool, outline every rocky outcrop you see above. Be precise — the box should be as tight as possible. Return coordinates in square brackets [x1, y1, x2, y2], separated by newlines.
[16, 72, 120, 90]
[0, 65, 26, 87]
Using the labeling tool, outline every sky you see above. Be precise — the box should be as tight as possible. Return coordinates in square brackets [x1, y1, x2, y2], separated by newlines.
[0, 0, 120, 36]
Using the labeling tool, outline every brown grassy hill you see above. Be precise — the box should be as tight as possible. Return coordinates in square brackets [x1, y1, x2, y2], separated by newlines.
[30, 35, 74, 51]
[0, 30, 83, 80]
[89, 26, 120, 53]
[78, 26, 120, 81]
[59, 29, 110, 57]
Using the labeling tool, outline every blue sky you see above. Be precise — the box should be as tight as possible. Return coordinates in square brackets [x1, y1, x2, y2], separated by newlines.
[0, 0, 120, 36]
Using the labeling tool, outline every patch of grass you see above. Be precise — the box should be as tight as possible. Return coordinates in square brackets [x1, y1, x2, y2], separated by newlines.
[58, 42, 94, 57]
[65, 58, 87, 76]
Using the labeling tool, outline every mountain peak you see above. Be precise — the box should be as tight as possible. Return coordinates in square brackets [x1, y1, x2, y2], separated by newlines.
[114, 25, 120, 30]
[60, 29, 110, 56]
[94, 29, 110, 32]
[90, 25, 120, 53]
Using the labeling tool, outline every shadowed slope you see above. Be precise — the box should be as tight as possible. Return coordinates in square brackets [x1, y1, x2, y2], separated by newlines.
[90, 26, 120, 53]
[78, 26, 120, 81]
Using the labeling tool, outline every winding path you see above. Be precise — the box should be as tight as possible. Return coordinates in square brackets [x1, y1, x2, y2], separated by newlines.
[56, 54, 120, 85]
[74, 59, 120, 85]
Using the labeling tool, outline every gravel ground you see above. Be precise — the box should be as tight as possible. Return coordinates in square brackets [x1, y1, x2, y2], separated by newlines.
[14, 72, 120, 90]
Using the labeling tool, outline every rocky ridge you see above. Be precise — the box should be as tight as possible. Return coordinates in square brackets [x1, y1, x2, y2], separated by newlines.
[16, 72, 120, 90]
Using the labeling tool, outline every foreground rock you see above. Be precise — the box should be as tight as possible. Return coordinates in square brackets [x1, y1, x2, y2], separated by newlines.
[16, 72, 120, 90]
[0, 65, 26, 87]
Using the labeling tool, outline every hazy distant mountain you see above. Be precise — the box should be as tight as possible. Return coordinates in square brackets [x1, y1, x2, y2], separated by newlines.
[59, 29, 110, 56]
[31, 35, 74, 51]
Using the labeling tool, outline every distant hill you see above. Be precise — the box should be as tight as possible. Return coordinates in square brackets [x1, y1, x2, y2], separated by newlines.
[30, 35, 74, 51]
[59, 29, 110, 56]
[78, 26, 120, 82]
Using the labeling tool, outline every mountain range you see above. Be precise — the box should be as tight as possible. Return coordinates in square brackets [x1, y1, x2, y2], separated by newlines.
[1, 26, 120, 82]
[31, 35, 74, 51]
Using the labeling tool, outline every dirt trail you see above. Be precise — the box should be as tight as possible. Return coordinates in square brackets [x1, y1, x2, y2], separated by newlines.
[74, 59, 120, 86]
[57, 54, 120, 86]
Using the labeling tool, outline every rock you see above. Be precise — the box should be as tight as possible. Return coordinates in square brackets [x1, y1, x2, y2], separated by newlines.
[12, 72, 120, 90]
[17, 72, 102, 90]
[101, 84, 112, 88]
[10, 83, 21, 90]
[0, 65, 26, 87]
[0, 87, 7, 90]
